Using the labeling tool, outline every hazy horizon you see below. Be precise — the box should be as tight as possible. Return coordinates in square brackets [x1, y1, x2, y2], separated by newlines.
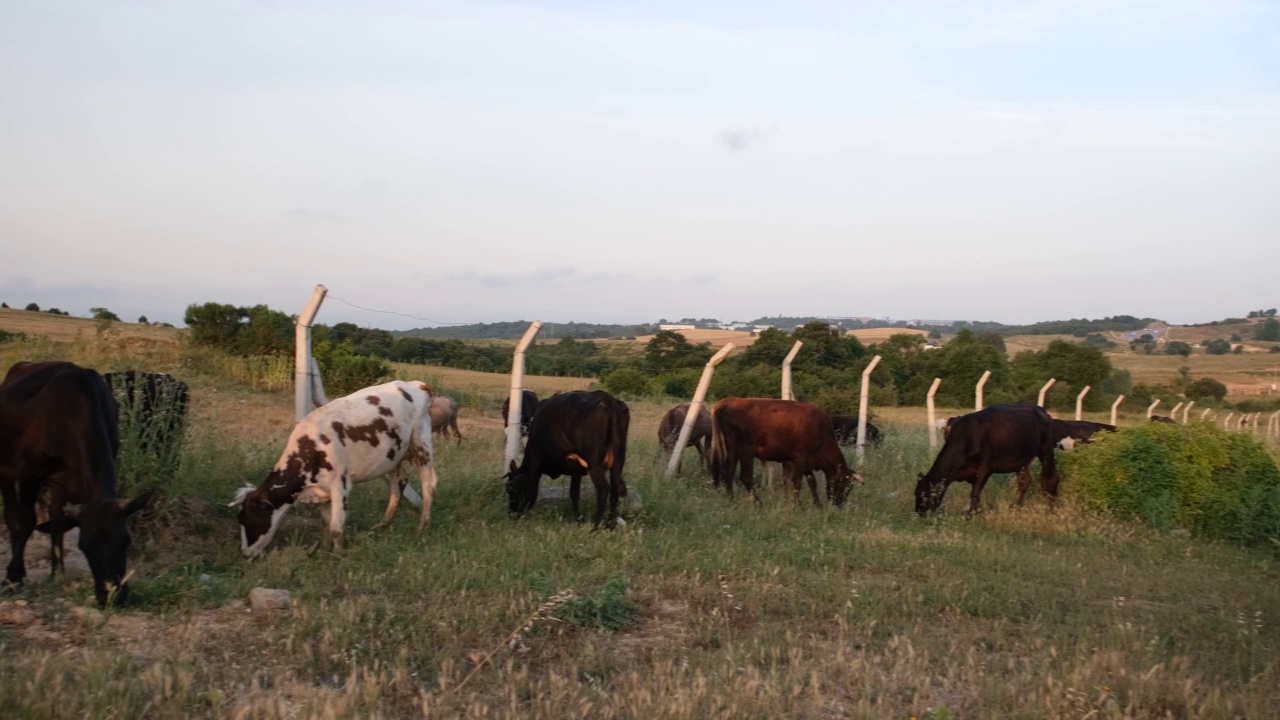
[3, 1, 1277, 330]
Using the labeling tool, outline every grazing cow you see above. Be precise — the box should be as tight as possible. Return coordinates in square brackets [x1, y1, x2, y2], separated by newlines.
[658, 402, 712, 473]
[711, 398, 862, 507]
[430, 395, 464, 445]
[1, 361, 153, 606]
[1149, 415, 1177, 424]
[915, 402, 1058, 515]
[101, 370, 190, 458]
[506, 390, 629, 529]
[828, 414, 883, 447]
[1049, 419, 1116, 450]
[228, 380, 440, 557]
[501, 390, 540, 437]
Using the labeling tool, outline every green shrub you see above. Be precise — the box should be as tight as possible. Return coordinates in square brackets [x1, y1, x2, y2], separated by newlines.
[1061, 423, 1280, 546]
[601, 366, 651, 397]
[313, 340, 390, 397]
[529, 573, 636, 632]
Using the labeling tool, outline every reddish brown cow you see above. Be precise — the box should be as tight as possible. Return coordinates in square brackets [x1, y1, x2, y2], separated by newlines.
[710, 398, 862, 507]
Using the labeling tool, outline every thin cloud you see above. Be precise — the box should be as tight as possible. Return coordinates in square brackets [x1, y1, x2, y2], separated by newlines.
[447, 267, 623, 289]
[721, 125, 778, 151]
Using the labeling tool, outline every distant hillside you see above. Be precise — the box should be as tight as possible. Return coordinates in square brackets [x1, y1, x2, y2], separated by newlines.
[393, 320, 657, 340]
[995, 316, 1160, 337]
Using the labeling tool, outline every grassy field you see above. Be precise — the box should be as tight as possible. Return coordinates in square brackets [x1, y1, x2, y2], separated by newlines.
[1110, 351, 1280, 397]
[1, 336, 1278, 718]
[0, 307, 181, 344]
[844, 327, 930, 343]
[634, 329, 758, 348]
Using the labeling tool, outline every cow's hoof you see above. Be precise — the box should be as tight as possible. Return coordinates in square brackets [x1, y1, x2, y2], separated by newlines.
[1, 578, 24, 595]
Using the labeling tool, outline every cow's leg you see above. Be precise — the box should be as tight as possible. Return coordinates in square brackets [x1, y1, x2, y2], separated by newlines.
[695, 437, 709, 471]
[451, 419, 464, 446]
[4, 487, 35, 589]
[1014, 467, 1034, 507]
[323, 480, 347, 550]
[806, 470, 821, 507]
[587, 464, 610, 530]
[373, 470, 406, 530]
[1039, 453, 1061, 509]
[969, 467, 991, 515]
[739, 452, 760, 504]
[46, 503, 67, 575]
[414, 455, 440, 532]
[570, 474, 583, 523]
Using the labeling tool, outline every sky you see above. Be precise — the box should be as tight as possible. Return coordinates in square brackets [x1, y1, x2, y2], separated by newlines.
[2, 0, 1277, 330]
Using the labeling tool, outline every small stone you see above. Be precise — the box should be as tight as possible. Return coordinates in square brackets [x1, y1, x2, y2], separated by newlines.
[199, 573, 212, 583]
[1170, 528, 1191, 537]
[0, 602, 38, 627]
[615, 517, 627, 528]
[70, 606, 105, 624]
[249, 587, 292, 611]
[225, 599, 246, 610]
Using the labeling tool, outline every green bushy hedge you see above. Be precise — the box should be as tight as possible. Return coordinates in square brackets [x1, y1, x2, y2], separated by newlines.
[1060, 422, 1280, 546]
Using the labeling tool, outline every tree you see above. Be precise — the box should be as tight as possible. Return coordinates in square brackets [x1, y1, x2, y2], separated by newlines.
[1185, 377, 1227, 402]
[1165, 341, 1193, 357]
[1254, 318, 1280, 342]
[644, 330, 712, 371]
[739, 327, 793, 367]
[1, 302, 7, 308]
[975, 331, 1007, 354]
[927, 329, 942, 339]
[1203, 338, 1231, 355]
[790, 321, 862, 369]
[1230, 333, 1242, 342]
[138, 315, 149, 324]
[184, 302, 247, 350]
[90, 307, 120, 322]
[24, 302, 39, 312]
[1232, 344, 1244, 354]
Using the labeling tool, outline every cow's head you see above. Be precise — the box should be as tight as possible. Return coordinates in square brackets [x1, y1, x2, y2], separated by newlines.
[504, 460, 536, 516]
[828, 466, 865, 507]
[914, 472, 946, 515]
[37, 490, 154, 606]
[228, 477, 291, 558]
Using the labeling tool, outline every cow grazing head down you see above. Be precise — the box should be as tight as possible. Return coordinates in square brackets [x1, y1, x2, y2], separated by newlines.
[914, 472, 945, 515]
[37, 491, 154, 606]
[228, 482, 290, 557]
[505, 459, 534, 516]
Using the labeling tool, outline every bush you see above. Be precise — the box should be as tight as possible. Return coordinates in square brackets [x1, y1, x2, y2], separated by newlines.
[24, 302, 39, 312]
[1061, 423, 1280, 545]
[1203, 338, 1231, 355]
[1165, 341, 1193, 357]
[601, 367, 651, 397]
[313, 341, 390, 397]
[1185, 377, 1227, 402]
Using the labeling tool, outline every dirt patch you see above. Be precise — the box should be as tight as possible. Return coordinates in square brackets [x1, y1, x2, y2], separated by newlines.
[614, 599, 692, 661]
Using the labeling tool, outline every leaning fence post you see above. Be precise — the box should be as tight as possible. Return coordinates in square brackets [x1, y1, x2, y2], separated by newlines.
[503, 322, 542, 472]
[1075, 386, 1091, 420]
[1182, 401, 1194, 424]
[856, 355, 883, 467]
[1169, 401, 1184, 421]
[926, 377, 943, 449]
[1271, 410, 1280, 438]
[1110, 395, 1124, 426]
[975, 370, 992, 411]
[295, 284, 328, 423]
[780, 341, 803, 401]
[667, 343, 735, 480]
[1146, 399, 1160, 418]
[1037, 378, 1056, 408]
[1223, 412, 1234, 430]
[309, 356, 329, 408]
[1200, 408, 1213, 421]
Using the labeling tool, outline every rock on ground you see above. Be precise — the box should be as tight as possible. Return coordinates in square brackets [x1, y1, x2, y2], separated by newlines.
[248, 587, 292, 611]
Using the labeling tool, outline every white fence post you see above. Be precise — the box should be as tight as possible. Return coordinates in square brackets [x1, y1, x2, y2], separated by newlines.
[308, 356, 329, 408]
[504, 322, 542, 471]
[1182, 401, 1194, 424]
[780, 341, 803, 400]
[1271, 410, 1280, 438]
[1169, 401, 1184, 421]
[667, 343, 735, 480]
[1075, 386, 1091, 421]
[856, 355, 883, 467]
[294, 284, 328, 423]
[975, 370, 992, 411]
[1037, 378, 1056, 408]
[1110, 395, 1124, 426]
[1200, 408, 1213, 421]
[1146, 399, 1160, 419]
[1223, 412, 1234, 430]
[926, 377, 942, 449]
[1252, 412, 1261, 434]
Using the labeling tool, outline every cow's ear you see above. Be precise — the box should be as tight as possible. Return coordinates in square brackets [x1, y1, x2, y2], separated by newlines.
[36, 515, 80, 535]
[120, 489, 155, 517]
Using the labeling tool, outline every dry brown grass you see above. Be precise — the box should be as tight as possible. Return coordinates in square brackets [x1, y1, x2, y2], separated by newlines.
[0, 308, 181, 344]
[1165, 321, 1261, 346]
[633, 329, 758, 348]
[1111, 352, 1280, 397]
[844, 327, 929, 343]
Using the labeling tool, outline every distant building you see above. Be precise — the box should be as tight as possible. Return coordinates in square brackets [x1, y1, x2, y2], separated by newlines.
[659, 324, 696, 331]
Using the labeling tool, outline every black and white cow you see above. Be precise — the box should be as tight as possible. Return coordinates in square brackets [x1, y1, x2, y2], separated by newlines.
[228, 380, 440, 557]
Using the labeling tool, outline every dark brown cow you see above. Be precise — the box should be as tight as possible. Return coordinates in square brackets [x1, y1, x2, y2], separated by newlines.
[710, 398, 861, 507]
[1049, 419, 1116, 449]
[915, 402, 1058, 515]
[658, 402, 712, 473]
[501, 390, 540, 437]
[1149, 415, 1177, 424]
[430, 395, 464, 445]
[506, 390, 629, 529]
[828, 414, 882, 447]
[1, 361, 153, 606]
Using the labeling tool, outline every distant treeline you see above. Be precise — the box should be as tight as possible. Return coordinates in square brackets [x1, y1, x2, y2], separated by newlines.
[994, 315, 1158, 336]
[394, 321, 656, 340]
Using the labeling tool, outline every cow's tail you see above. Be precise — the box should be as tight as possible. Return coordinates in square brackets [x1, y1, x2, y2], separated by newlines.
[709, 404, 725, 482]
[608, 399, 630, 497]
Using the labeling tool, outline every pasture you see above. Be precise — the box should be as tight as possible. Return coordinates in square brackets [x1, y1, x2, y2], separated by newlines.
[1, 337, 1278, 719]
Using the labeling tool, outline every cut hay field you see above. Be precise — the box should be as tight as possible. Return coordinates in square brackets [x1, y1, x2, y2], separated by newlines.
[0, 307, 180, 344]
[2, 336, 1278, 718]
[1110, 352, 1280, 397]
[634, 329, 757, 347]
[844, 327, 929, 343]
[1165, 321, 1261, 346]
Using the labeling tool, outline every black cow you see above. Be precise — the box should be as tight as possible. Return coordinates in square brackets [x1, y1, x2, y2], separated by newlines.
[915, 402, 1058, 515]
[1049, 419, 1116, 449]
[1149, 415, 1177, 424]
[501, 390, 540, 437]
[1, 361, 153, 606]
[658, 402, 712, 473]
[505, 390, 629, 529]
[102, 370, 190, 458]
[828, 414, 882, 447]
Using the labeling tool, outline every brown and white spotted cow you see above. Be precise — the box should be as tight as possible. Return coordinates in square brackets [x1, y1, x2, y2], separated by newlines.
[228, 380, 440, 557]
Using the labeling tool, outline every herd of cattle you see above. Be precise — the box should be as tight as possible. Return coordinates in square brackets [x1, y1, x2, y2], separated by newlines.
[3, 359, 1121, 607]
